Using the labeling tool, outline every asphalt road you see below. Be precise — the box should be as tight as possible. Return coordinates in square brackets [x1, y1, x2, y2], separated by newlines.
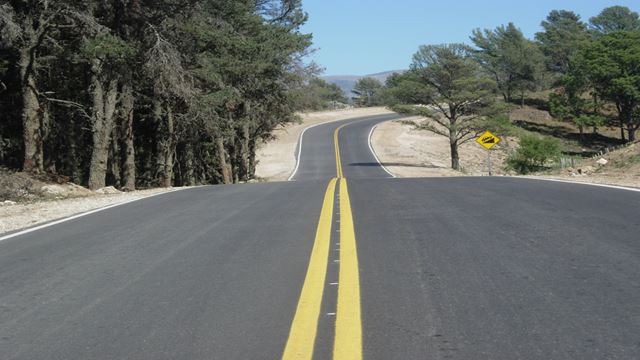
[1, 114, 639, 360]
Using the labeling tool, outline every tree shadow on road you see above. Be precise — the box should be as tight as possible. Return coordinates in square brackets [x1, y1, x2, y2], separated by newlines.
[348, 162, 444, 169]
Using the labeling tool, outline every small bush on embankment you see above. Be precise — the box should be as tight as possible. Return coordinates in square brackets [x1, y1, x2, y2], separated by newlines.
[506, 135, 561, 174]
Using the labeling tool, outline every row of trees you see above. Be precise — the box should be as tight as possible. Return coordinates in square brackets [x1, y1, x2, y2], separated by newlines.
[380, 5, 640, 170]
[0, 0, 313, 189]
[290, 77, 348, 111]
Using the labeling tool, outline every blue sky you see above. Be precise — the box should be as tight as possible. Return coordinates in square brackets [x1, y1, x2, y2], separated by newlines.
[300, 0, 639, 76]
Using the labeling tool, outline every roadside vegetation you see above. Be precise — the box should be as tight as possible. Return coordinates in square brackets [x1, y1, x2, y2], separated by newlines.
[370, 5, 640, 177]
[0, 0, 319, 193]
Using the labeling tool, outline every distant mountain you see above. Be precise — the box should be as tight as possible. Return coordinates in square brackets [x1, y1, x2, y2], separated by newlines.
[322, 70, 405, 97]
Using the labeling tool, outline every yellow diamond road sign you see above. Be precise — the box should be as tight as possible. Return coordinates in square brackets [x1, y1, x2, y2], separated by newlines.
[476, 131, 501, 150]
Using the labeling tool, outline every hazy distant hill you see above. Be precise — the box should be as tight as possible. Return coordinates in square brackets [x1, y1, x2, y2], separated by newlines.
[323, 70, 405, 96]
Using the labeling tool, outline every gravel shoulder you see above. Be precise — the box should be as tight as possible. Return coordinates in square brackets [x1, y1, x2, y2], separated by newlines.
[255, 107, 395, 181]
[0, 188, 181, 236]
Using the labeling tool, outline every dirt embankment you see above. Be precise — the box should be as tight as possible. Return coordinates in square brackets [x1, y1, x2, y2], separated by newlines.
[371, 117, 516, 177]
[255, 107, 395, 181]
[370, 111, 639, 189]
[0, 169, 180, 235]
[533, 142, 640, 188]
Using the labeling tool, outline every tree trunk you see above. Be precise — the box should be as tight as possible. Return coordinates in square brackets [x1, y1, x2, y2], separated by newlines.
[240, 123, 250, 182]
[619, 106, 635, 142]
[120, 83, 136, 191]
[249, 138, 257, 178]
[578, 125, 584, 142]
[628, 123, 637, 142]
[183, 142, 196, 186]
[88, 60, 118, 190]
[109, 116, 122, 189]
[19, 48, 44, 173]
[216, 136, 232, 184]
[153, 100, 175, 188]
[152, 99, 165, 185]
[161, 104, 175, 188]
[449, 128, 460, 170]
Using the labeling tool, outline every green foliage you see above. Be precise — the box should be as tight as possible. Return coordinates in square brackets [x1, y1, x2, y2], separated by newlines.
[389, 43, 503, 170]
[81, 33, 136, 62]
[589, 6, 640, 34]
[0, 0, 313, 186]
[574, 114, 605, 130]
[380, 71, 430, 106]
[480, 114, 517, 136]
[572, 31, 640, 140]
[535, 10, 590, 75]
[471, 23, 546, 102]
[291, 78, 348, 110]
[506, 135, 561, 174]
[352, 77, 383, 107]
[407, 44, 498, 114]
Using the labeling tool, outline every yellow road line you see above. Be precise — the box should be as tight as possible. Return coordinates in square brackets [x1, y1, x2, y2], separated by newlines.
[334, 124, 347, 178]
[334, 178, 362, 360]
[282, 178, 337, 360]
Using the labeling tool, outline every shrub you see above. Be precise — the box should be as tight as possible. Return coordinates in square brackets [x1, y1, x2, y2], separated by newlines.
[506, 135, 561, 174]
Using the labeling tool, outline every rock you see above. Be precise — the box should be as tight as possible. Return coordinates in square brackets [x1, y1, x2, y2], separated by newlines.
[64, 183, 93, 196]
[41, 184, 65, 194]
[578, 166, 596, 175]
[95, 186, 122, 195]
[596, 158, 608, 166]
[1, 200, 17, 206]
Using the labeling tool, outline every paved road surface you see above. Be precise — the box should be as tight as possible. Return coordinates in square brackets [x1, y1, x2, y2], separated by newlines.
[1, 114, 639, 359]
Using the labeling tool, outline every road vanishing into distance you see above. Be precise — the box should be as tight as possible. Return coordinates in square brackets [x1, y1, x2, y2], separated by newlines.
[1, 113, 640, 359]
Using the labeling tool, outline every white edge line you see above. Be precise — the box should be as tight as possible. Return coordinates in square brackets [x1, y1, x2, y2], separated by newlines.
[513, 176, 640, 193]
[0, 187, 198, 242]
[288, 113, 399, 181]
[287, 122, 326, 181]
[288, 116, 639, 191]
[364, 120, 638, 190]
[368, 124, 396, 178]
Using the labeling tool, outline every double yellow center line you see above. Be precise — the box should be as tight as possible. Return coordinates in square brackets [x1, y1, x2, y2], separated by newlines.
[334, 124, 347, 179]
[282, 124, 362, 360]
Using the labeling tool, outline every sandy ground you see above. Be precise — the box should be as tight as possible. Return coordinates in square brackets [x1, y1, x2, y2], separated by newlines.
[371, 117, 516, 177]
[371, 117, 640, 189]
[0, 188, 180, 235]
[255, 107, 395, 181]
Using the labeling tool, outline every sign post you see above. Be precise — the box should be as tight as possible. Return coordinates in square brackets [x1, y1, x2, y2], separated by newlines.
[475, 131, 501, 176]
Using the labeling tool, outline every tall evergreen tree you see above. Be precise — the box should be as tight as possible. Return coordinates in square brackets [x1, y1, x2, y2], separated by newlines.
[471, 23, 545, 103]
[589, 6, 640, 34]
[391, 44, 501, 170]
[535, 10, 590, 75]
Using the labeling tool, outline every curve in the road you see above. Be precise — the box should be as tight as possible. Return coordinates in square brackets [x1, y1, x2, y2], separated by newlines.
[289, 113, 404, 181]
[2, 112, 639, 360]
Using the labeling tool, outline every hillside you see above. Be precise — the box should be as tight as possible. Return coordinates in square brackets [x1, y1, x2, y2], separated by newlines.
[323, 70, 405, 96]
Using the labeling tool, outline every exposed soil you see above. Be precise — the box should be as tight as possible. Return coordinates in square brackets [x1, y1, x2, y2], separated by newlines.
[371, 111, 639, 189]
[0, 168, 180, 235]
[534, 142, 640, 188]
[371, 117, 517, 177]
